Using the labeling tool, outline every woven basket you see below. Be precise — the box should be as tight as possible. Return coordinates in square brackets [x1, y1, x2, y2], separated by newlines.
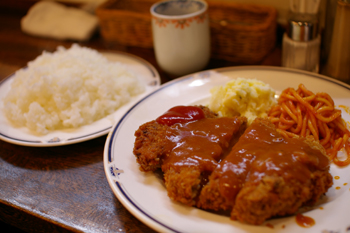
[96, 0, 156, 48]
[208, 1, 277, 64]
[96, 0, 277, 63]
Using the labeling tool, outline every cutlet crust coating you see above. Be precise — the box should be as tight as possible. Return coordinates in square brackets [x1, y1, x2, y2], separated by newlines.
[133, 120, 168, 172]
[164, 167, 202, 206]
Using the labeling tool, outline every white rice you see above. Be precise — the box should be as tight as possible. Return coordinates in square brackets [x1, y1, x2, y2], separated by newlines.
[3, 44, 145, 135]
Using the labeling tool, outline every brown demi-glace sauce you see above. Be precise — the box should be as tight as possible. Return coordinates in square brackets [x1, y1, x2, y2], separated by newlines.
[156, 106, 244, 174]
[296, 213, 315, 228]
[211, 120, 330, 202]
[161, 117, 244, 172]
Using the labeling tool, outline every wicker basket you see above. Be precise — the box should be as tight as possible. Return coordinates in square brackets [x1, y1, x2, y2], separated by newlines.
[96, 0, 156, 48]
[208, 1, 277, 64]
[96, 0, 277, 63]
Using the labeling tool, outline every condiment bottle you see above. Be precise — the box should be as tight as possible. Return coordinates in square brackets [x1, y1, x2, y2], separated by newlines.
[282, 14, 321, 73]
[323, 0, 350, 82]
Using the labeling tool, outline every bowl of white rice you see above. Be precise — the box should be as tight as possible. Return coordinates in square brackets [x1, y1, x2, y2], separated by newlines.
[1, 44, 158, 143]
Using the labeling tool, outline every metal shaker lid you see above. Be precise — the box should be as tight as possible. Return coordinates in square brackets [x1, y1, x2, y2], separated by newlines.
[287, 14, 319, 41]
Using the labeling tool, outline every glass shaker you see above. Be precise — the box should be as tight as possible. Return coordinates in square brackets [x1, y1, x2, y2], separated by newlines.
[282, 14, 321, 73]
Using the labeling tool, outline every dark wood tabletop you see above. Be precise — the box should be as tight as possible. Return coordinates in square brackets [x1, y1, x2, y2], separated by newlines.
[0, 2, 282, 233]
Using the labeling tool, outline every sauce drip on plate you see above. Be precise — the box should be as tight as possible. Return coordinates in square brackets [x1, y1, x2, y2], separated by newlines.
[296, 213, 315, 228]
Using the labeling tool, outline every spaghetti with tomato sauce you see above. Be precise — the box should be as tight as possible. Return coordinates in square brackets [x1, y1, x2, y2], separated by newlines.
[268, 84, 350, 166]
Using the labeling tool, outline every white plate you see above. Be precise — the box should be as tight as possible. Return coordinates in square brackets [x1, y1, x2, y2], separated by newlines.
[0, 51, 160, 147]
[104, 66, 350, 233]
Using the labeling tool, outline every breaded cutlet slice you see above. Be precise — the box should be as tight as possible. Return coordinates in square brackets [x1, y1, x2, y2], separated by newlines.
[231, 170, 333, 225]
[231, 132, 333, 224]
[198, 118, 333, 225]
[164, 167, 202, 206]
[162, 116, 247, 206]
[133, 105, 219, 172]
[133, 120, 168, 172]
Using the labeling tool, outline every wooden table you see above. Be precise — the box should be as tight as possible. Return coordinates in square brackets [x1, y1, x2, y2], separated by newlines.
[0, 3, 281, 233]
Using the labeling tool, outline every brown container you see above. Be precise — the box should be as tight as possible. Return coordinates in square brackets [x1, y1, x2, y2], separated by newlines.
[96, 0, 156, 48]
[208, 1, 277, 63]
[96, 0, 277, 64]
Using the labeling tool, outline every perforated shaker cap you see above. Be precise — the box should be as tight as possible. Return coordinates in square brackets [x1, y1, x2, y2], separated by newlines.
[287, 14, 319, 41]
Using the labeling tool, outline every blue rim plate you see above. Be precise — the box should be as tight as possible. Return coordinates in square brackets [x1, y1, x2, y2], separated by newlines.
[0, 51, 160, 147]
[104, 66, 350, 233]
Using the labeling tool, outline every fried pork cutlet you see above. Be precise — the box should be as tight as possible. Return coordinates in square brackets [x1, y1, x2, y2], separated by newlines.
[162, 116, 247, 206]
[198, 118, 333, 225]
[133, 105, 247, 206]
[133, 105, 219, 172]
